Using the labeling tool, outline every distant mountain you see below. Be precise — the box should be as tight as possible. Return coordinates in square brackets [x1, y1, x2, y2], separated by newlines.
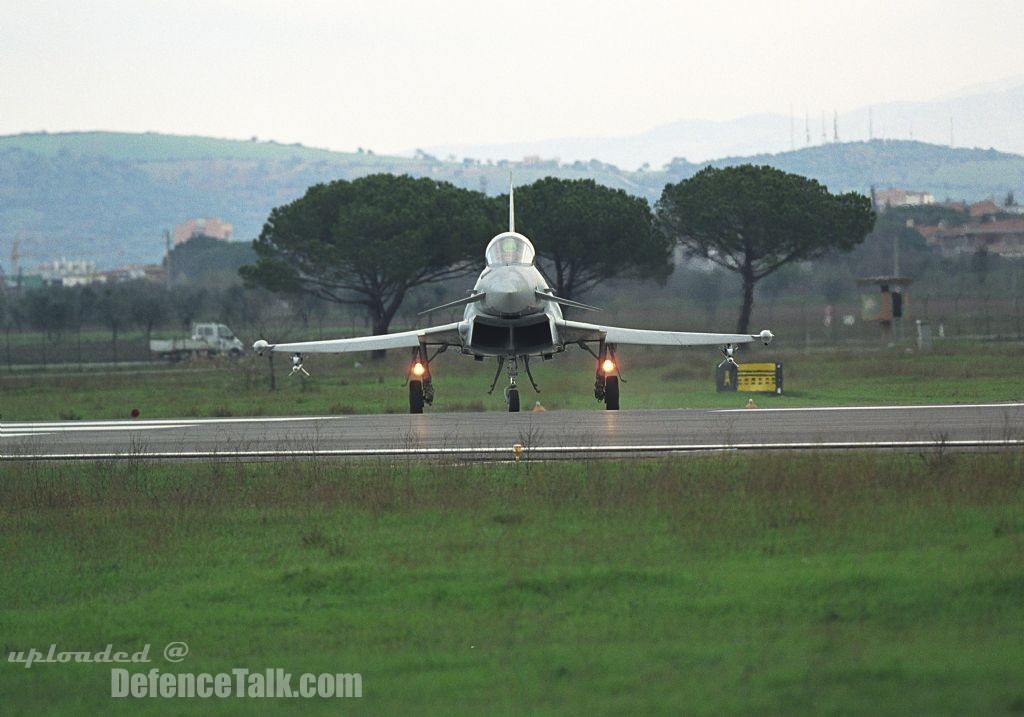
[424, 114, 795, 173]
[1, 132, 1021, 268]
[425, 82, 1024, 169]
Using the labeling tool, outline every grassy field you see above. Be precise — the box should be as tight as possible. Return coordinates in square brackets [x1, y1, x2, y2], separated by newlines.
[1, 342, 1020, 421]
[2, 452, 1023, 715]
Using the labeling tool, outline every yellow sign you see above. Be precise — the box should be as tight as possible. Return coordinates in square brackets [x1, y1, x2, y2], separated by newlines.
[717, 362, 783, 394]
[737, 363, 780, 393]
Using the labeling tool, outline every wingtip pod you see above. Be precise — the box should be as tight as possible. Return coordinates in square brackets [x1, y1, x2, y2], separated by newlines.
[758, 330, 774, 345]
[253, 339, 270, 355]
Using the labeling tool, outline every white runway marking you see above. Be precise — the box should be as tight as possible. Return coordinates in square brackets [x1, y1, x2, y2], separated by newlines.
[4, 439, 1024, 461]
[0, 425, 192, 436]
[1, 416, 344, 430]
[713, 402, 1024, 413]
[1, 424, 192, 436]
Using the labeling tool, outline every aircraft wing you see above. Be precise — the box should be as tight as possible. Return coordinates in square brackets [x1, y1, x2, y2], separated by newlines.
[255, 323, 463, 354]
[558, 320, 772, 347]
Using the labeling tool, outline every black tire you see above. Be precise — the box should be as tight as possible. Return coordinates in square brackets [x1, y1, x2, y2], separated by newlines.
[409, 380, 424, 414]
[508, 388, 520, 413]
[605, 376, 620, 410]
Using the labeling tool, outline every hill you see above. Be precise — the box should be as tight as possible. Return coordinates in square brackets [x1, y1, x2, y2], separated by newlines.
[1, 132, 1022, 267]
[656, 140, 1024, 202]
[426, 81, 1024, 167]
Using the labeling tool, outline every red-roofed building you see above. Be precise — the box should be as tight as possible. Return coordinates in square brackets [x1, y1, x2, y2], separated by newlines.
[922, 218, 1024, 258]
[968, 201, 1002, 218]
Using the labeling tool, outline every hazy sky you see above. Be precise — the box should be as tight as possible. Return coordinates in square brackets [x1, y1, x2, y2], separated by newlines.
[2, 0, 1022, 153]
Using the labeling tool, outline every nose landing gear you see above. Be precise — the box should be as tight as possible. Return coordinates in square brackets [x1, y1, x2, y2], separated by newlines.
[504, 357, 521, 412]
[487, 355, 538, 412]
[505, 383, 520, 412]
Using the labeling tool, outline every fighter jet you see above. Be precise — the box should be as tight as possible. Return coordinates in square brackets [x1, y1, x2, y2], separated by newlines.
[254, 185, 773, 413]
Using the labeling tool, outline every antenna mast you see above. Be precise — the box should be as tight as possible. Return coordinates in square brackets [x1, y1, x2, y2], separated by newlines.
[789, 104, 795, 151]
[10, 239, 23, 291]
[163, 230, 172, 289]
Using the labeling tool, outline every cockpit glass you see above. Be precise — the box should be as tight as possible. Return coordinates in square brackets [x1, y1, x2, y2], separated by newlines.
[485, 233, 536, 266]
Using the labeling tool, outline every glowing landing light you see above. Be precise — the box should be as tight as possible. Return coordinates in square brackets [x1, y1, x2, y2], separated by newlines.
[412, 362, 426, 377]
[601, 359, 615, 374]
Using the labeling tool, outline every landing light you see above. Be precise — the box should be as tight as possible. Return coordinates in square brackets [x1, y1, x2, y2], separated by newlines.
[601, 359, 616, 374]
[412, 361, 426, 377]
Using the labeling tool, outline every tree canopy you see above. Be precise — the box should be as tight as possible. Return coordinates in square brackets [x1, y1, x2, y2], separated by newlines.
[656, 165, 875, 333]
[509, 178, 673, 301]
[168, 235, 256, 285]
[241, 174, 498, 341]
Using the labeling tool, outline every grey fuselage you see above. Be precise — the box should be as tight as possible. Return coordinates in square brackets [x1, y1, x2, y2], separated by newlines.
[457, 232, 564, 358]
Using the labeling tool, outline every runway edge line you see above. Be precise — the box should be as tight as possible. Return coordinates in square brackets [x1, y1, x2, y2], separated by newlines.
[3, 439, 1024, 461]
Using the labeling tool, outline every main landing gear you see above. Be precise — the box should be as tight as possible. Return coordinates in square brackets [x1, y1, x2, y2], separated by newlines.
[487, 355, 540, 413]
[407, 347, 436, 414]
[593, 342, 620, 411]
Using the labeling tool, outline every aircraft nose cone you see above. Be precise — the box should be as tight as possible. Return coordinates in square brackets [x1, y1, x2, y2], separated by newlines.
[482, 269, 533, 316]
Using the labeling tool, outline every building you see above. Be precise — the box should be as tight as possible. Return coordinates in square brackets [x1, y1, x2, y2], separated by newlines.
[968, 200, 1002, 218]
[173, 218, 233, 245]
[922, 218, 1024, 258]
[14, 259, 166, 289]
[873, 188, 935, 210]
[36, 258, 105, 287]
[100, 264, 166, 284]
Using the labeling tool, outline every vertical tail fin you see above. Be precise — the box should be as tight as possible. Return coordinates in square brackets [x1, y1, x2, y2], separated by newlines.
[508, 174, 515, 233]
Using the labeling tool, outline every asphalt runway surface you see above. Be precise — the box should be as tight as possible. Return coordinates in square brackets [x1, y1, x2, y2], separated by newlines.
[3, 403, 1023, 460]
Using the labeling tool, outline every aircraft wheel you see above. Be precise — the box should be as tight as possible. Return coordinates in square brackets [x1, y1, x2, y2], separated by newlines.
[507, 388, 520, 413]
[409, 380, 425, 414]
[604, 376, 620, 410]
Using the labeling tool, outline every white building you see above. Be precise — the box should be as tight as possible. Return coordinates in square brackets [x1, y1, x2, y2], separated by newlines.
[873, 188, 935, 210]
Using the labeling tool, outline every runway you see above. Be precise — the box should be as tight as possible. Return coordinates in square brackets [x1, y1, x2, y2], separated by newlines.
[2, 403, 1023, 460]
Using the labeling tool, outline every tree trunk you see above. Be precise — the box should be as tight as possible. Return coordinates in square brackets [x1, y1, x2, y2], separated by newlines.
[370, 314, 389, 360]
[369, 295, 403, 360]
[736, 272, 756, 334]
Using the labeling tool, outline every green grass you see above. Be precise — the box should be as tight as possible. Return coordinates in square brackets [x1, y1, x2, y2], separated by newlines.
[1, 343, 1020, 421]
[2, 452, 1024, 715]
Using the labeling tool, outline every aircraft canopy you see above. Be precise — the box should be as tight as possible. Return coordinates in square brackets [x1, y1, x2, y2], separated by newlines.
[485, 232, 535, 267]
